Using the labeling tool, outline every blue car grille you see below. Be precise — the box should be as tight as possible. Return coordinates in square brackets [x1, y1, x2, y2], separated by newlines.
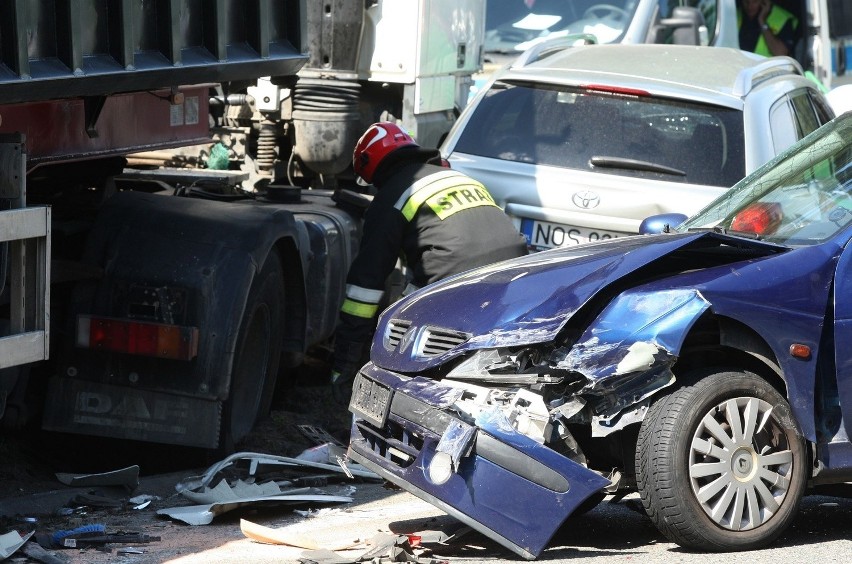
[419, 327, 469, 356]
[383, 319, 470, 357]
[384, 319, 412, 350]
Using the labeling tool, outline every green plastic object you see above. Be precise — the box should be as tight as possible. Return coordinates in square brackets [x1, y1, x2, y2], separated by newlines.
[206, 142, 230, 170]
[804, 70, 829, 93]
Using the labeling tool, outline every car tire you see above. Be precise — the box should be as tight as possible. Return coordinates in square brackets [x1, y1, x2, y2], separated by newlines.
[220, 251, 285, 452]
[635, 369, 807, 551]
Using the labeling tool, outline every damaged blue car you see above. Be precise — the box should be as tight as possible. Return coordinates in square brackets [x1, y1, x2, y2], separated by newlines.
[346, 112, 852, 559]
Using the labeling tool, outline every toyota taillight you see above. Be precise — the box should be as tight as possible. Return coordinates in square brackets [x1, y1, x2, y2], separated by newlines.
[730, 202, 783, 236]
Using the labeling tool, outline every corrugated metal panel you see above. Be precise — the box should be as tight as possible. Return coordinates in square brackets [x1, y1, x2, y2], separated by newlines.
[0, 0, 307, 103]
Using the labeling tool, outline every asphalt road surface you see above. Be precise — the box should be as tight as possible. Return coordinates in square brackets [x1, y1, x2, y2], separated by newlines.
[4, 475, 852, 563]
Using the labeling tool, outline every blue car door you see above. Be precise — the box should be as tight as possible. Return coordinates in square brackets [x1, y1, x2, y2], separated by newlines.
[827, 237, 852, 468]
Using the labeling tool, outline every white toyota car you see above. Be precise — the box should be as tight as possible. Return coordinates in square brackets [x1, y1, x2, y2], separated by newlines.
[441, 42, 834, 250]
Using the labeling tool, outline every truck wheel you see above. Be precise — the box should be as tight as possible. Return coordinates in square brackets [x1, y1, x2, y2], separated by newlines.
[635, 369, 807, 551]
[220, 252, 285, 451]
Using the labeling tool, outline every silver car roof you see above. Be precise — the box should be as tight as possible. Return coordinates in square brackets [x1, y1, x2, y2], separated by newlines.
[493, 44, 806, 109]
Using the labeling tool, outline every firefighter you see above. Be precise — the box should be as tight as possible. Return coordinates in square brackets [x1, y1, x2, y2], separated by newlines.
[331, 122, 528, 402]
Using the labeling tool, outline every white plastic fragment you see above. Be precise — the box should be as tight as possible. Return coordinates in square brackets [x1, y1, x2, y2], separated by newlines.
[0, 530, 33, 559]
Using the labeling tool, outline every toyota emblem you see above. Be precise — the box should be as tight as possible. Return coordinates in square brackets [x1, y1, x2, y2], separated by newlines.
[572, 190, 600, 209]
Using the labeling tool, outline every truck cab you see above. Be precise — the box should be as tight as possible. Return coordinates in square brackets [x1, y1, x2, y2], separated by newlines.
[481, 0, 852, 90]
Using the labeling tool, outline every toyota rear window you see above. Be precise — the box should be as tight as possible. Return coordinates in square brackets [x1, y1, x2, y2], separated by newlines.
[454, 82, 746, 187]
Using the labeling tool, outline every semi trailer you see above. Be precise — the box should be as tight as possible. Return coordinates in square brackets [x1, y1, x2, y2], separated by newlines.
[0, 0, 484, 450]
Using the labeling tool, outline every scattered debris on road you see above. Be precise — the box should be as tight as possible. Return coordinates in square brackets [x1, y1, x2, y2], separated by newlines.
[0, 530, 33, 559]
[55, 465, 140, 492]
[158, 491, 355, 526]
[155, 449, 379, 525]
[241, 518, 363, 551]
[0, 426, 403, 562]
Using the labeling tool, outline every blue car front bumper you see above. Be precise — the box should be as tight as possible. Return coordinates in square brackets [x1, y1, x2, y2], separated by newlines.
[347, 363, 611, 560]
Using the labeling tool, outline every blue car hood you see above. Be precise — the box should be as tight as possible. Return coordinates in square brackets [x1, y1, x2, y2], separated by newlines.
[373, 232, 781, 373]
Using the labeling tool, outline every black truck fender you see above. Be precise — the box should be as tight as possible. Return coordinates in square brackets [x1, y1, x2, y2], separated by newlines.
[43, 190, 324, 448]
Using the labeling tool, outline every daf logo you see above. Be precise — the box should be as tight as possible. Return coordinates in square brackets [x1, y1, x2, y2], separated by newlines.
[572, 190, 600, 209]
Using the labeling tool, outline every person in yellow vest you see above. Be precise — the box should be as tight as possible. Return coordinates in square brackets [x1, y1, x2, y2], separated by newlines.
[738, 0, 798, 57]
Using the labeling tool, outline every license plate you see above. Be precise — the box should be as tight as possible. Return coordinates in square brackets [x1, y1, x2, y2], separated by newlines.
[349, 373, 392, 427]
[520, 218, 621, 250]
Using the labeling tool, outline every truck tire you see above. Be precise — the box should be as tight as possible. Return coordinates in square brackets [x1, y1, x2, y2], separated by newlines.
[220, 251, 285, 451]
[635, 369, 807, 551]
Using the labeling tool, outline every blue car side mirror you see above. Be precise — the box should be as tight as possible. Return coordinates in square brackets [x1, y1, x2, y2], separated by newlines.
[639, 213, 688, 234]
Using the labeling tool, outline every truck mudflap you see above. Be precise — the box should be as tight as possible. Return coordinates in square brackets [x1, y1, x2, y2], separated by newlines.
[347, 366, 611, 560]
[43, 376, 221, 448]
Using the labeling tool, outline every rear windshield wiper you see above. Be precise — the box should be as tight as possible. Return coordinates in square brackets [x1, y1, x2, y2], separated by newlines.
[590, 156, 686, 176]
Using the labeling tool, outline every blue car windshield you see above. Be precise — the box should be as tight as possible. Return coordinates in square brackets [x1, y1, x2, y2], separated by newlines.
[678, 115, 852, 246]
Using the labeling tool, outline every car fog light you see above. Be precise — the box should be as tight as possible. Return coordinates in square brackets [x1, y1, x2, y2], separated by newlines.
[427, 452, 454, 485]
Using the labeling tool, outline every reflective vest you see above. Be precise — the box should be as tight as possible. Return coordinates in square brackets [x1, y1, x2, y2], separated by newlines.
[339, 163, 527, 321]
[737, 5, 798, 57]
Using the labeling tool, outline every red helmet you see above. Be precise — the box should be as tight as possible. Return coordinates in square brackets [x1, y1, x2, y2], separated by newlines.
[352, 122, 417, 184]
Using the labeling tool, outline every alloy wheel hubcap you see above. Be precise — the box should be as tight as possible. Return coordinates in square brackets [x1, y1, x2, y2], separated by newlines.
[688, 396, 793, 531]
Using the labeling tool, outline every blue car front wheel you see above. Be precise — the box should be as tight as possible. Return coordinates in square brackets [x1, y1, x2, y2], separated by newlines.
[636, 369, 808, 551]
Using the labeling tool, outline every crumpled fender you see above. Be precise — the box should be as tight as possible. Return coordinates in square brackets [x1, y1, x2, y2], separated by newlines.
[557, 288, 711, 435]
[374, 232, 717, 373]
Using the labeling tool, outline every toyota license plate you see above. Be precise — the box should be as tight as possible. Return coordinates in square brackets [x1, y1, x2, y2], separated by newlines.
[521, 218, 621, 250]
[349, 373, 392, 427]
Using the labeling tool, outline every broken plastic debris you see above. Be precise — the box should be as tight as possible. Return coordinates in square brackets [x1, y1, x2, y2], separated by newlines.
[179, 478, 283, 505]
[297, 548, 357, 564]
[0, 530, 33, 559]
[240, 518, 363, 551]
[297, 425, 345, 447]
[296, 443, 348, 464]
[129, 494, 161, 510]
[175, 451, 378, 494]
[614, 341, 660, 375]
[408, 524, 473, 546]
[55, 465, 140, 492]
[298, 531, 450, 564]
[128, 494, 161, 504]
[293, 507, 343, 518]
[157, 493, 354, 526]
[435, 420, 476, 468]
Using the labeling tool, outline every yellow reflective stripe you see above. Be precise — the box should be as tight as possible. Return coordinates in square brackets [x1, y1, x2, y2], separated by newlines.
[425, 183, 499, 219]
[397, 174, 498, 221]
[341, 298, 379, 318]
[399, 174, 471, 220]
[394, 170, 461, 212]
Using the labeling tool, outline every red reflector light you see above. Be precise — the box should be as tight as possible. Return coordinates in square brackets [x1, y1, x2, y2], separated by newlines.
[582, 84, 650, 97]
[77, 316, 199, 361]
[439, 158, 452, 168]
[730, 202, 783, 236]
